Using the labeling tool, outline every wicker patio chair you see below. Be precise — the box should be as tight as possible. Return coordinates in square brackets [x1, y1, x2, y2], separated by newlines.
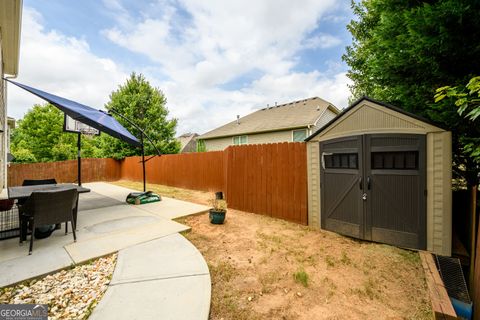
[17, 179, 58, 239]
[20, 188, 78, 255]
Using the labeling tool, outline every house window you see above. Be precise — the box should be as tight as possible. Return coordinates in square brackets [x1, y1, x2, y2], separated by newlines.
[292, 129, 307, 142]
[233, 135, 248, 145]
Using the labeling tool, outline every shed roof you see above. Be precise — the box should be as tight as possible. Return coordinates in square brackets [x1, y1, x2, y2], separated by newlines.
[199, 97, 339, 139]
[305, 96, 445, 141]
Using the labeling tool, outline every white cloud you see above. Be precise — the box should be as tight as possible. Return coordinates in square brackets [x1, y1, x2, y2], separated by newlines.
[303, 33, 342, 49]
[7, 7, 128, 120]
[102, 0, 351, 135]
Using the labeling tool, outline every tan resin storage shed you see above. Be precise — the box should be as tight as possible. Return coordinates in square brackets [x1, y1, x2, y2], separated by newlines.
[305, 97, 452, 256]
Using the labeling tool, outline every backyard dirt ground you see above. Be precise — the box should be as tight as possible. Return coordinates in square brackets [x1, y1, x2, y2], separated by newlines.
[115, 181, 432, 320]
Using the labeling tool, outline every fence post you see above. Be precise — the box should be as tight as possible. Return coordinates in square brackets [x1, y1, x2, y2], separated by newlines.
[223, 146, 230, 202]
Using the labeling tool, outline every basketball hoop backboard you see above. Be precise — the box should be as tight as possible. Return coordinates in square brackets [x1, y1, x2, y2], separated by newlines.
[63, 114, 100, 136]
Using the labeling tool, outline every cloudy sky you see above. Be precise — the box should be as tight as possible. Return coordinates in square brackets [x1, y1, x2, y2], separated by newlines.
[8, 0, 354, 135]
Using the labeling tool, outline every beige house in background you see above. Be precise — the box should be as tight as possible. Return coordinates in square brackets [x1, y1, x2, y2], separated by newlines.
[1, 0, 22, 189]
[177, 133, 198, 153]
[198, 97, 340, 151]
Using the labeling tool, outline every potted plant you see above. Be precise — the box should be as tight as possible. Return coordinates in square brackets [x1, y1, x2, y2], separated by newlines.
[209, 194, 227, 224]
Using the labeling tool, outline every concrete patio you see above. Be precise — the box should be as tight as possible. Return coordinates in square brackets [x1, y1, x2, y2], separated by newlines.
[0, 182, 210, 287]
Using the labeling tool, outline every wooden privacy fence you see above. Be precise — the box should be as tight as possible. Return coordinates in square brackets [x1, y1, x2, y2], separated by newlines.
[8, 158, 121, 186]
[120, 151, 225, 192]
[225, 143, 307, 225]
[7, 142, 308, 224]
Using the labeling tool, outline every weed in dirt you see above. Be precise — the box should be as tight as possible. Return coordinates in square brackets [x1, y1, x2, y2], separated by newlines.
[361, 256, 377, 275]
[212, 292, 258, 320]
[260, 271, 281, 293]
[256, 231, 283, 245]
[340, 251, 352, 265]
[410, 297, 434, 320]
[285, 245, 316, 266]
[293, 269, 309, 287]
[325, 255, 336, 267]
[301, 255, 317, 266]
[209, 261, 236, 283]
[208, 261, 260, 320]
[350, 278, 380, 300]
[397, 249, 420, 265]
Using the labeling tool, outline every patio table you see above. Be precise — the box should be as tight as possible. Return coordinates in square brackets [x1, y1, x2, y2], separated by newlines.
[8, 184, 90, 200]
[7, 184, 90, 239]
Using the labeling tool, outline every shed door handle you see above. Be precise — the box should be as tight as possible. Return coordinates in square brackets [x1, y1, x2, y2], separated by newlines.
[367, 176, 371, 190]
[359, 177, 363, 190]
[321, 152, 332, 170]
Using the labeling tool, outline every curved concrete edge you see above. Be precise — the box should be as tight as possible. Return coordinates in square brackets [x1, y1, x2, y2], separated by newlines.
[90, 233, 211, 320]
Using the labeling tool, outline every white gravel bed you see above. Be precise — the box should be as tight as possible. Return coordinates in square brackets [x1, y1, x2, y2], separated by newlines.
[0, 253, 117, 319]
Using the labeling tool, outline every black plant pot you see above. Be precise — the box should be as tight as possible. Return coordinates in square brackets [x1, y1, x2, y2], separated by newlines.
[209, 209, 226, 224]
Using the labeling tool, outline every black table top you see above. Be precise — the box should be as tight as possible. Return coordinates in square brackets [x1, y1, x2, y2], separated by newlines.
[8, 184, 91, 200]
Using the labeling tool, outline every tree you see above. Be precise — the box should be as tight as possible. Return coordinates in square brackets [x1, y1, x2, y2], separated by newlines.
[343, 0, 480, 185]
[101, 73, 180, 159]
[11, 103, 102, 163]
[435, 76, 480, 164]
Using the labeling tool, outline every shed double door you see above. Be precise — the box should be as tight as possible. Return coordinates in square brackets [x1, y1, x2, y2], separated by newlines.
[320, 134, 426, 249]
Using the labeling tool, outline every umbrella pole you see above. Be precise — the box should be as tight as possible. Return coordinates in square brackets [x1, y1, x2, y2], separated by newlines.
[77, 132, 82, 186]
[141, 134, 146, 192]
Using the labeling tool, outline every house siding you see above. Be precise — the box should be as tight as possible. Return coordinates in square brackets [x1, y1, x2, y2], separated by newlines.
[203, 128, 309, 151]
[312, 108, 337, 133]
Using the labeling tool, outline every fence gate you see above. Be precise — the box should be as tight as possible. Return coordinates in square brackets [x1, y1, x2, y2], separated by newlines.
[320, 134, 426, 249]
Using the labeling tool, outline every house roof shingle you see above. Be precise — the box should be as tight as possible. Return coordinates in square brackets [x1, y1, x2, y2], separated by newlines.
[198, 97, 338, 139]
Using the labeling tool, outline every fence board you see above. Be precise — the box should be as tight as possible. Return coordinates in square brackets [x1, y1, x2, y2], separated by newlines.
[7, 158, 121, 187]
[8, 142, 308, 224]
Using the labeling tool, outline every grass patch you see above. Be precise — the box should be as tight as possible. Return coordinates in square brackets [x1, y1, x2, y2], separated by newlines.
[350, 278, 381, 300]
[256, 231, 283, 245]
[293, 269, 309, 287]
[325, 255, 336, 267]
[260, 271, 281, 293]
[209, 261, 236, 283]
[340, 251, 352, 265]
[397, 249, 420, 265]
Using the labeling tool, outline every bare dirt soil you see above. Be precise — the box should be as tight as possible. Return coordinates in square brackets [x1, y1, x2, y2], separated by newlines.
[115, 181, 432, 320]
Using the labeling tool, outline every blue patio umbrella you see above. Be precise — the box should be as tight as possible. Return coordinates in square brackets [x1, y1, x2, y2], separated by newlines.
[5, 79, 141, 147]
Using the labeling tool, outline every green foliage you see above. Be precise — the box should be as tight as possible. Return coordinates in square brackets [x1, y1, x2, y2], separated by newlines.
[11, 148, 37, 163]
[435, 76, 480, 164]
[435, 76, 480, 121]
[343, 0, 480, 184]
[196, 139, 206, 152]
[102, 73, 180, 159]
[293, 269, 309, 287]
[11, 104, 102, 163]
